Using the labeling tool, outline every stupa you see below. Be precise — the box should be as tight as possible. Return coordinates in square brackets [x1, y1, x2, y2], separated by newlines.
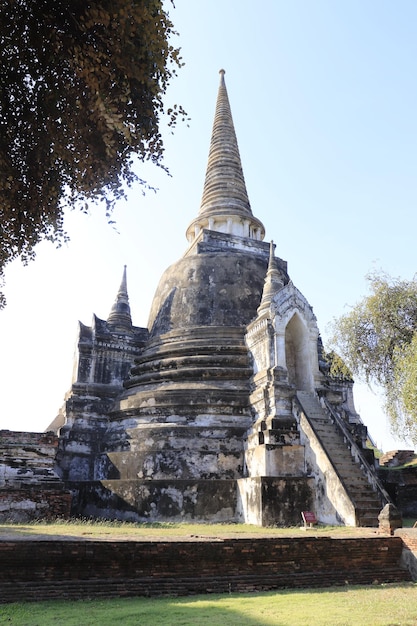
[54, 71, 389, 526]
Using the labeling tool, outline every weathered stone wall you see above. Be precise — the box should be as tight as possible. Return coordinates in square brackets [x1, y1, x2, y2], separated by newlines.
[0, 430, 71, 521]
[237, 476, 314, 526]
[0, 430, 59, 487]
[0, 536, 410, 603]
[396, 529, 417, 581]
[379, 468, 417, 517]
[69, 479, 238, 523]
[396, 485, 417, 517]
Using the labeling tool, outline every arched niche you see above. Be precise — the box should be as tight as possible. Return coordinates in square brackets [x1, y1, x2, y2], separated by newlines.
[284, 312, 314, 391]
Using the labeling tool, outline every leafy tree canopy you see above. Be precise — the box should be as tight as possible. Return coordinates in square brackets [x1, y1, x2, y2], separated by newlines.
[329, 271, 417, 443]
[320, 349, 353, 381]
[0, 0, 186, 307]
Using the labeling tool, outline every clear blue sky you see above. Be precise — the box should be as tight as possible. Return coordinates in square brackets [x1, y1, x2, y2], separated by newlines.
[1, 0, 416, 451]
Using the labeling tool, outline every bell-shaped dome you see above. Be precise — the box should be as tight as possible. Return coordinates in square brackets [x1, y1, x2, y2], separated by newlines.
[148, 242, 270, 338]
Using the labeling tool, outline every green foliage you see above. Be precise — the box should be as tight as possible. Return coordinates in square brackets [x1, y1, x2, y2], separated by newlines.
[0, 0, 186, 307]
[321, 349, 353, 381]
[330, 271, 417, 443]
[365, 440, 383, 459]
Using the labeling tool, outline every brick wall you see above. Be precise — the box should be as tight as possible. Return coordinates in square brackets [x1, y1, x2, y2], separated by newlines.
[0, 536, 411, 603]
[0, 489, 72, 522]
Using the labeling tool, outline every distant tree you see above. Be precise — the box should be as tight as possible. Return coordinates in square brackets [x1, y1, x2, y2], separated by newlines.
[0, 0, 186, 307]
[329, 272, 417, 443]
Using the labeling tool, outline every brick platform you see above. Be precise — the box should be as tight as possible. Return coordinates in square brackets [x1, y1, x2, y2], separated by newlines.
[0, 536, 411, 603]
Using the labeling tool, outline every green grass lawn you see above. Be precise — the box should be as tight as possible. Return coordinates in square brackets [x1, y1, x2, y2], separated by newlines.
[1, 585, 416, 625]
[0, 518, 386, 541]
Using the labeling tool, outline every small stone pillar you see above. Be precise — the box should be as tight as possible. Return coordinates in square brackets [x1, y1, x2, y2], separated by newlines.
[378, 503, 402, 535]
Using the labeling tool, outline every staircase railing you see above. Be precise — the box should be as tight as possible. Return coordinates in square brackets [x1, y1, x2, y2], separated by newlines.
[321, 396, 392, 507]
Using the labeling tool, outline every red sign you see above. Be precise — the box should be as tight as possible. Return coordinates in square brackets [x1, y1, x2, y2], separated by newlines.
[302, 511, 317, 525]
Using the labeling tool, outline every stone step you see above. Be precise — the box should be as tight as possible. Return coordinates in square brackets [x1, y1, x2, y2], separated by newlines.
[357, 511, 382, 526]
[351, 498, 381, 508]
[336, 471, 369, 481]
[347, 486, 379, 497]
[357, 505, 382, 514]
[347, 482, 377, 492]
[339, 469, 373, 480]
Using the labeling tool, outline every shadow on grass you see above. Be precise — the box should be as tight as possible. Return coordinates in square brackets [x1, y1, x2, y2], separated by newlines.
[0, 594, 292, 626]
[2, 586, 417, 626]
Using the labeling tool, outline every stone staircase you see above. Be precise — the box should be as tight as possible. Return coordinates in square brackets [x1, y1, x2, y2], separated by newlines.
[296, 391, 383, 527]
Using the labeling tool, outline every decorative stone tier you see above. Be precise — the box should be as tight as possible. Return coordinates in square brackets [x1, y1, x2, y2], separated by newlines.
[101, 419, 250, 480]
[109, 326, 257, 481]
[124, 327, 252, 390]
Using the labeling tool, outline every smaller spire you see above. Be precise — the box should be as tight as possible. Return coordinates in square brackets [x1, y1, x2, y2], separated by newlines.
[107, 266, 132, 330]
[257, 242, 284, 315]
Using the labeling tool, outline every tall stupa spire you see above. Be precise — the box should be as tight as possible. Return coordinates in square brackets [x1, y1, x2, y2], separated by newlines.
[186, 70, 265, 244]
[107, 265, 132, 330]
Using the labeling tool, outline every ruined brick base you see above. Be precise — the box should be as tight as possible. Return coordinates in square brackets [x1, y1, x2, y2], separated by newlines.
[0, 536, 411, 603]
[0, 488, 72, 523]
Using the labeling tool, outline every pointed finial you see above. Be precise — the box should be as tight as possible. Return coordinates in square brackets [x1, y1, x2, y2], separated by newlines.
[107, 266, 132, 330]
[120, 265, 127, 293]
[268, 240, 275, 267]
[257, 241, 284, 315]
